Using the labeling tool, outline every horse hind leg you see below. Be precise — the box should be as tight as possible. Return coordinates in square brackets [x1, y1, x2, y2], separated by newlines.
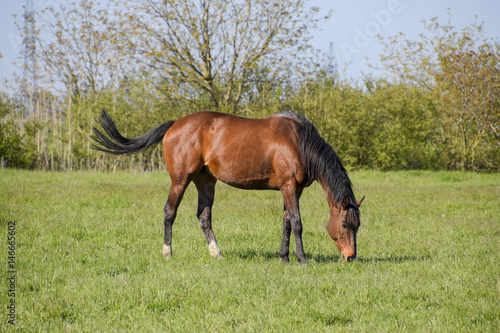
[163, 180, 190, 260]
[193, 171, 222, 259]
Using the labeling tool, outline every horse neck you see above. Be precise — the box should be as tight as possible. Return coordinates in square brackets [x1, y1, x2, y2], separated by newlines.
[319, 178, 341, 217]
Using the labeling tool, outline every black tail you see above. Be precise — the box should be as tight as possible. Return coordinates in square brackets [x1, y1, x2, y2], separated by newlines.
[90, 109, 175, 155]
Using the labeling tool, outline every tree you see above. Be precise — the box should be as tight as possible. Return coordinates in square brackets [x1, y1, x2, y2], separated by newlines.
[19, 0, 146, 170]
[436, 48, 500, 170]
[123, 0, 330, 113]
[0, 95, 37, 168]
[376, 15, 500, 171]
[35, 0, 135, 95]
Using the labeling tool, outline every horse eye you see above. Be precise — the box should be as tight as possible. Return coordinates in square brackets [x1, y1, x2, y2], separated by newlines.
[341, 220, 348, 228]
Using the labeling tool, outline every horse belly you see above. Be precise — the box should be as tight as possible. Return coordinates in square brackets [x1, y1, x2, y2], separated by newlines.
[205, 151, 279, 190]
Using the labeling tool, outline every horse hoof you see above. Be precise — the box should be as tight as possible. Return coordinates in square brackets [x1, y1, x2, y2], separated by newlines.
[280, 257, 291, 264]
[163, 244, 172, 260]
[209, 241, 222, 259]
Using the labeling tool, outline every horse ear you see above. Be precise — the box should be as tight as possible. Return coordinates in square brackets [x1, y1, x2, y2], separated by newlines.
[356, 196, 365, 207]
[341, 196, 349, 209]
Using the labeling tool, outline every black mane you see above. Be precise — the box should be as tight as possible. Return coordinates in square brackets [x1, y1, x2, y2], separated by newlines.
[278, 112, 356, 207]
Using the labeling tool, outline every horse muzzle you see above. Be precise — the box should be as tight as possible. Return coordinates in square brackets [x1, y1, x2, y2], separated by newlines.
[340, 251, 357, 262]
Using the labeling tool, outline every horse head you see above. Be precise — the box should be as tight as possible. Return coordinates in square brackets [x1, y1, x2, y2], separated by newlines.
[327, 196, 365, 261]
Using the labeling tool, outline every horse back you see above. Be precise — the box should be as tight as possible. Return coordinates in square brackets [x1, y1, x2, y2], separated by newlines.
[162, 111, 307, 190]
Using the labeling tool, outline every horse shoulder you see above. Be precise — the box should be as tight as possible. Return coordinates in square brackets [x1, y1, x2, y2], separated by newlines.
[267, 117, 308, 187]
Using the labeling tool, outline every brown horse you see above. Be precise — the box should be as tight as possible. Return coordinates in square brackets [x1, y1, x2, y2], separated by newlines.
[91, 110, 364, 264]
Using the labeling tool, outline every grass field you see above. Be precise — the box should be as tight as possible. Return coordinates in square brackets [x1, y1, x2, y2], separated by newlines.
[1, 170, 499, 331]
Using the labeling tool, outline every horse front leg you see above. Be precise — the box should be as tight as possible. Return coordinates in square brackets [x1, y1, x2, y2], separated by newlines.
[281, 183, 308, 265]
[279, 207, 292, 264]
[291, 214, 308, 265]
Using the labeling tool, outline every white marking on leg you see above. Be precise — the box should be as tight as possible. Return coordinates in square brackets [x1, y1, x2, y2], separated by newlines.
[208, 241, 222, 258]
[163, 244, 172, 260]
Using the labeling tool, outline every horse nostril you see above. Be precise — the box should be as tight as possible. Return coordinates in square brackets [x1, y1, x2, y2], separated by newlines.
[347, 255, 356, 262]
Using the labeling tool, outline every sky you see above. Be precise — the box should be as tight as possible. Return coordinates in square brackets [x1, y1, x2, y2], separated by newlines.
[1, 0, 499, 88]
[312, 0, 500, 78]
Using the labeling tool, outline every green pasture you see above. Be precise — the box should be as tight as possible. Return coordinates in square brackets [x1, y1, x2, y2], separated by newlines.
[1, 170, 499, 331]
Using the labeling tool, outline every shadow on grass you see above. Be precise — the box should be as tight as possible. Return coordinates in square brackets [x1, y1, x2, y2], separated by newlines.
[358, 254, 431, 263]
[227, 248, 431, 264]
[311, 253, 431, 264]
[227, 249, 339, 263]
[227, 248, 280, 261]
[309, 253, 339, 263]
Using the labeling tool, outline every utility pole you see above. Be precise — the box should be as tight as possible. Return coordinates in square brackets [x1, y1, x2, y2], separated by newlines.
[23, 0, 37, 116]
[0, 52, 4, 93]
[327, 42, 338, 77]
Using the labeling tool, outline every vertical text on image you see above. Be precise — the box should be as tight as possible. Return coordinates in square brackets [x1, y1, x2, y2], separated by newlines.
[6, 221, 17, 326]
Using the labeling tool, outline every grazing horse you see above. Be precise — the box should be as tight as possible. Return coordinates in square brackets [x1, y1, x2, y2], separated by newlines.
[91, 110, 364, 264]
